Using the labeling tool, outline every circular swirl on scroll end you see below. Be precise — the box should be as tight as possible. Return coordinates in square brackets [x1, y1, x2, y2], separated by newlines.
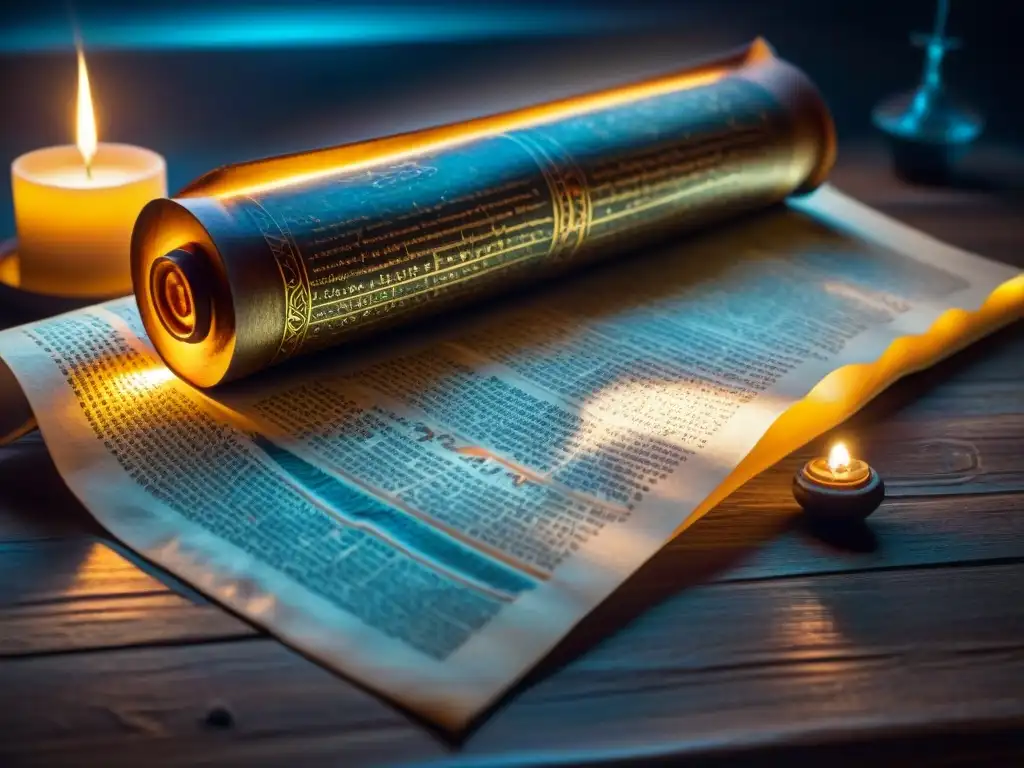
[150, 246, 213, 344]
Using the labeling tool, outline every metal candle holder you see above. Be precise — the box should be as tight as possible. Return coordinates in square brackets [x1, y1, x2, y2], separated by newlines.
[793, 444, 885, 523]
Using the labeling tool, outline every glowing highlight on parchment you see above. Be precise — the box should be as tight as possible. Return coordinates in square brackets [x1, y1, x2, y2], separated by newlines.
[117, 366, 177, 393]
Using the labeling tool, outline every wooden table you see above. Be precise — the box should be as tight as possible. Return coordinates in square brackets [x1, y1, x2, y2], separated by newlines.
[0, 144, 1021, 767]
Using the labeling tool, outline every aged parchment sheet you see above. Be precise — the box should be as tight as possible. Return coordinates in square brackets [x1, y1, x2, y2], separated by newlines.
[0, 185, 1020, 728]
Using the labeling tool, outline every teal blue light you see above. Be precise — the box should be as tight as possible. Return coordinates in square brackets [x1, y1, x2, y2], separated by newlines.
[1, 6, 665, 53]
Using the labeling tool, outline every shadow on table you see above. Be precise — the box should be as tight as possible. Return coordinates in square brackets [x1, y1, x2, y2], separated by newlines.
[0, 432, 104, 540]
[0, 432, 211, 605]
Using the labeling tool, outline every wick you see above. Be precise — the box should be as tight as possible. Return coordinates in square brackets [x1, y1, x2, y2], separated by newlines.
[84, 160, 93, 180]
[830, 460, 851, 481]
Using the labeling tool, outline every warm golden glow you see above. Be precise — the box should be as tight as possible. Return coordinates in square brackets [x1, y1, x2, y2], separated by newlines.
[827, 442, 851, 472]
[188, 38, 782, 200]
[76, 47, 98, 177]
[116, 365, 177, 393]
[212, 68, 727, 200]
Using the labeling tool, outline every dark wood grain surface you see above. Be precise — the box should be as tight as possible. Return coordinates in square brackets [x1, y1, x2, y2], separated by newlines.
[0, 140, 1021, 767]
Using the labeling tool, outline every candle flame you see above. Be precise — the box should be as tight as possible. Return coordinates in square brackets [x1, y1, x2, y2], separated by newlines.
[76, 47, 98, 177]
[827, 442, 851, 472]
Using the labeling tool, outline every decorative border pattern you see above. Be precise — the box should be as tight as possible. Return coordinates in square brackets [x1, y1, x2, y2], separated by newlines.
[242, 198, 311, 363]
[505, 131, 592, 261]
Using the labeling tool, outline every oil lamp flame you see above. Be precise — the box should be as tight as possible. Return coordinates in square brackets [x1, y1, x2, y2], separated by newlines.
[794, 440, 884, 521]
[76, 47, 98, 178]
[827, 442, 852, 473]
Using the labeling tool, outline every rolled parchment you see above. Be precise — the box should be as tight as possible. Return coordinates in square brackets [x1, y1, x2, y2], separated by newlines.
[131, 38, 835, 387]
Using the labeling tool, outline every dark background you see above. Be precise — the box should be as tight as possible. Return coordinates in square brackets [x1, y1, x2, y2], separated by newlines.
[1, 0, 1022, 237]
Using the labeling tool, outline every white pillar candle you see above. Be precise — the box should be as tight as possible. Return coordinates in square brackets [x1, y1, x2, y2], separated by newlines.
[12, 142, 166, 297]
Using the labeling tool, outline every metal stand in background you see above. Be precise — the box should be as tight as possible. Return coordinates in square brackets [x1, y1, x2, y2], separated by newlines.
[872, 0, 983, 184]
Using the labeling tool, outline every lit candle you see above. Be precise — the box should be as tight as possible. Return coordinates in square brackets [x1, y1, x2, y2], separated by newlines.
[792, 441, 885, 523]
[9, 47, 166, 298]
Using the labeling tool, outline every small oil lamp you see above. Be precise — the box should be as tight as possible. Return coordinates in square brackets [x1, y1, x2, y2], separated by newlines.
[793, 441, 885, 523]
